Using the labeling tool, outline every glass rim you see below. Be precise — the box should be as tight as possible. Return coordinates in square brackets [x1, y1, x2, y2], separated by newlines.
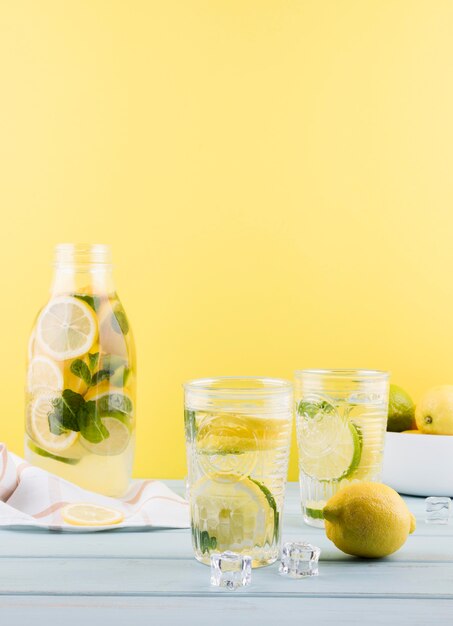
[183, 376, 293, 396]
[295, 368, 390, 379]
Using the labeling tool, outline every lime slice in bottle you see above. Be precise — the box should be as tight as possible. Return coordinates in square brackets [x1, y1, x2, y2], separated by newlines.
[80, 416, 131, 456]
[298, 399, 362, 481]
[191, 474, 276, 553]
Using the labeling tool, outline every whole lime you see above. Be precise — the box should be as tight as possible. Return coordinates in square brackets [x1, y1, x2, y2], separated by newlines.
[387, 384, 415, 432]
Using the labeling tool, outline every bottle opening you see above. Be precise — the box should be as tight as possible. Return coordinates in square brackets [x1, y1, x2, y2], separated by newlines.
[54, 243, 112, 267]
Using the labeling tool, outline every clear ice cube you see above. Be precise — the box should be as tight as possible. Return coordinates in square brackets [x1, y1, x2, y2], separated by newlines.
[210, 551, 252, 590]
[425, 497, 451, 524]
[279, 541, 321, 578]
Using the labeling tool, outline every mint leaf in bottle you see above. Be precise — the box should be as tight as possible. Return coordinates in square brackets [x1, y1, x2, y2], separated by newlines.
[97, 393, 133, 415]
[79, 401, 110, 443]
[74, 294, 100, 312]
[111, 305, 129, 335]
[91, 369, 111, 386]
[70, 359, 92, 386]
[88, 352, 100, 372]
[48, 389, 84, 433]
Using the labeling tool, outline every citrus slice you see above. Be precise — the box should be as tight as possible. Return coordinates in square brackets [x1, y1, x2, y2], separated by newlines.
[80, 417, 131, 456]
[30, 394, 78, 453]
[27, 356, 63, 393]
[305, 500, 327, 520]
[61, 503, 124, 526]
[37, 296, 97, 361]
[298, 399, 362, 480]
[85, 383, 134, 415]
[196, 414, 289, 454]
[191, 474, 276, 554]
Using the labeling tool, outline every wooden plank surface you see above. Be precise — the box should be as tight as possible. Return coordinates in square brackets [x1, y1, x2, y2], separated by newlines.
[0, 481, 451, 625]
[1, 596, 453, 626]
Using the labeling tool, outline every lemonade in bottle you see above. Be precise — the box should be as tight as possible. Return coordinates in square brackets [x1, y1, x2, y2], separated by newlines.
[25, 244, 135, 497]
[184, 377, 293, 567]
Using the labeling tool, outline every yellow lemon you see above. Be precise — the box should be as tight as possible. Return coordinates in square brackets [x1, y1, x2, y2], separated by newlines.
[415, 385, 453, 435]
[402, 429, 423, 434]
[323, 482, 416, 558]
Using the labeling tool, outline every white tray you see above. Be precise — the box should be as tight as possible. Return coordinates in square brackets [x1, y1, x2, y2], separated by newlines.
[382, 432, 453, 497]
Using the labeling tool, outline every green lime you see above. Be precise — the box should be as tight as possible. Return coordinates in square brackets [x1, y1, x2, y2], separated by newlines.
[298, 402, 362, 481]
[387, 384, 415, 432]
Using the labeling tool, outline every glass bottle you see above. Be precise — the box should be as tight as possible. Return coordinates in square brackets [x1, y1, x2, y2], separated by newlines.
[25, 244, 136, 497]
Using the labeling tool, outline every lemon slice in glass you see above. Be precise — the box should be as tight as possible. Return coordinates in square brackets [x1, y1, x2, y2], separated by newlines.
[61, 503, 124, 526]
[27, 356, 63, 393]
[37, 296, 97, 361]
[191, 474, 276, 553]
[30, 394, 78, 453]
[298, 400, 362, 481]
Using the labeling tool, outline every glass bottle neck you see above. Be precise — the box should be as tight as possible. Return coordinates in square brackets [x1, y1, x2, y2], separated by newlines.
[50, 265, 116, 297]
[50, 243, 115, 297]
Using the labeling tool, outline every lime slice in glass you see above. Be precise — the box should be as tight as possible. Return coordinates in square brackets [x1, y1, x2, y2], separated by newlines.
[298, 398, 362, 480]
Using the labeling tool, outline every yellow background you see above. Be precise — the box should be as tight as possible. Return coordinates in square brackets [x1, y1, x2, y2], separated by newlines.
[1, 1, 453, 479]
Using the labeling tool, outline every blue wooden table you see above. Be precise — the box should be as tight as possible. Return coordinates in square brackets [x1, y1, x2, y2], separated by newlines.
[0, 482, 452, 625]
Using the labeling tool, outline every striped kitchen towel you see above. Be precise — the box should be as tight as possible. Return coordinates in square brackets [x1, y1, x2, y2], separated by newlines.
[0, 443, 189, 531]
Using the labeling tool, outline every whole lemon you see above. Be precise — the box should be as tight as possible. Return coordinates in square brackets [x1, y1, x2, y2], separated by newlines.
[323, 482, 416, 558]
[387, 384, 415, 432]
[415, 385, 453, 435]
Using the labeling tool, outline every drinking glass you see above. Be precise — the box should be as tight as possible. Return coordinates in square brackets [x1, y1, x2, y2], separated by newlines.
[184, 377, 293, 567]
[295, 369, 389, 527]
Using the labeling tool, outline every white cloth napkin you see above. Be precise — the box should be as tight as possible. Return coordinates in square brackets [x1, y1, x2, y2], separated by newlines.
[0, 443, 190, 531]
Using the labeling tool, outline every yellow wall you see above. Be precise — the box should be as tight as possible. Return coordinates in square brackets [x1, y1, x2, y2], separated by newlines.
[1, 1, 453, 479]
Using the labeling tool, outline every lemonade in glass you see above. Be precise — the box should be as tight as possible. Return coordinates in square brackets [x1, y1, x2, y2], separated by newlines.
[295, 369, 389, 527]
[184, 377, 293, 567]
[25, 244, 135, 497]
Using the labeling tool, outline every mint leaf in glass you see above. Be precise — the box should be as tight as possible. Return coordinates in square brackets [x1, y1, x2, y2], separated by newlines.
[297, 400, 334, 418]
[184, 409, 197, 440]
[70, 359, 92, 386]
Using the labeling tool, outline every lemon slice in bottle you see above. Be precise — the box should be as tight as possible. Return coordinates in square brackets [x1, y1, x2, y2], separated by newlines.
[30, 394, 78, 453]
[27, 356, 63, 393]
[37, 296, 97, 361]
[61, 503, 124, 526]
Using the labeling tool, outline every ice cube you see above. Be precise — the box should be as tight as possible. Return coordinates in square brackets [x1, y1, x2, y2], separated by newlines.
[210, 551, 252, 590]
[279, 541, 321, 578]
[425, 497, 451, 524]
